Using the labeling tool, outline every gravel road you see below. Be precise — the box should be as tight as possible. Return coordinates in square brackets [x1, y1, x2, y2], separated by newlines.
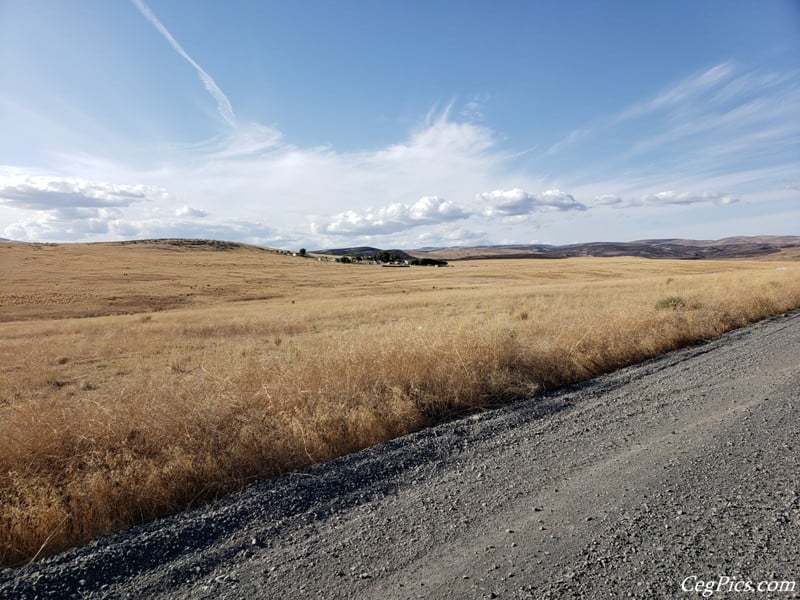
[2, 312, 798, 599]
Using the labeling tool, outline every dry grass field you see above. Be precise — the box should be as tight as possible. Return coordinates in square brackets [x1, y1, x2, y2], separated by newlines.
[2, 239, 800, 566]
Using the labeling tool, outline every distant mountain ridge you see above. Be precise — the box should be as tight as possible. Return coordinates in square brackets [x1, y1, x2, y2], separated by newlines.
[4, 235, 799, 260]
[317, 236, 800, 261]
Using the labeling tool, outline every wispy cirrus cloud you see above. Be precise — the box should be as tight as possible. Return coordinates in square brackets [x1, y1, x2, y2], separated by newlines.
[615, 62, 736, 122]
[548, 60, 798, 218]
[546, 63, 740, 160]
[547, 128, 592, 155]
[625, 91, 799, 161]
[479, 188, 586, 217]
[130, 0, 237, 127]
[459, 94, 490, 122]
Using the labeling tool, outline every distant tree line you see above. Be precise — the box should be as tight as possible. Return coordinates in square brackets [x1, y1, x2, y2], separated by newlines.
[408, 257, 448, 267]
[335, 253, 447, 266]
[336, 251, 402, 264]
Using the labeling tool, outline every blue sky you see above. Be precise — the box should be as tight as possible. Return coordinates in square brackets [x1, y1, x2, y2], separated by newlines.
[1, 0, 798, 249]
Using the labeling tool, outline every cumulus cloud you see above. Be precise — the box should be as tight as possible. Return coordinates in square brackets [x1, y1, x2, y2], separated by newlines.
[312, 195, 470, 236]
[3, 206, 124, 241]
[0, 175, 170, 242]
[592, 193, 625, 207]
[413, 226, 489, 248]
[175, 205, 208, 218]
[0, 176, 164, 210]
[642, 191, 739, 206]
[4, 210, 283, 245]
[479, 188, 586, 217]
[593, 190, 740, 209]
[117, 218, 282, 245]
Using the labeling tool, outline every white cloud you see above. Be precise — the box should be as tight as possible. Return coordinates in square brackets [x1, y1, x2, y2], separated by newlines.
[175, 205, 207, 218]
[313, 195, 470, 236]
[377, 110, 497, 160]
[593, 190, 740, 209]
[412, 226, 489, 248]
[4, 207, 121, 241]
[592, 193, 624, 207]
[642, 191, 739, 206]
[3, 209, 284, 245]
[479, 188, 586, 217]
[0, 176, 164, 210]
[116, 218, 283, 245]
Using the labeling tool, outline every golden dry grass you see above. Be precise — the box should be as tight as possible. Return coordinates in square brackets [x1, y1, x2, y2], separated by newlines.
[2, 240, 800, 566]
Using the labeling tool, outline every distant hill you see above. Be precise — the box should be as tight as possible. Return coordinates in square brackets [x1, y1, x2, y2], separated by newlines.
[312, 246, 416, 260]
[5, 236, 799, 260]
[113, 238, 292, 254]
[406, 236, 800, 261]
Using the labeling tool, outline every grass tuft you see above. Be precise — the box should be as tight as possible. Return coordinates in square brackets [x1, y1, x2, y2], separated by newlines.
[655, 295, 687, 310]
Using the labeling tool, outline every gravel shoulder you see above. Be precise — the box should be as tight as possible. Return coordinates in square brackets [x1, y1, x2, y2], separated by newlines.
[2, 312, 799, 599]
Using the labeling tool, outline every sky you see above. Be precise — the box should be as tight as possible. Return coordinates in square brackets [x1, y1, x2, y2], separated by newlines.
[0, 0, 798, 250]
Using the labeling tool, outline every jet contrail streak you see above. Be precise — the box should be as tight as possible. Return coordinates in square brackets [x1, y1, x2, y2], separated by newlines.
[130, 0, 236, 127]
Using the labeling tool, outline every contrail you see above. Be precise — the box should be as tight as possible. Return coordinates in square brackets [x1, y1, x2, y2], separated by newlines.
[130, 0, 236, 127]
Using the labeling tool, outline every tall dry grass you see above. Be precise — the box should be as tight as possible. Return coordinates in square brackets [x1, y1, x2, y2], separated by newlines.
[1, 248, 799, 566]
